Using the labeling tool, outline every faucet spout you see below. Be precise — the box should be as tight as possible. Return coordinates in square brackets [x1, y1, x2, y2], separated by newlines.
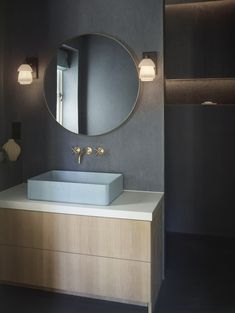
[78, 149, 85, 164]
[72, 146, 93, 164]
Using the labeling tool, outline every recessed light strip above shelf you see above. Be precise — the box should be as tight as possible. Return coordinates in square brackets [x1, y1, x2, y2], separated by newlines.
[166, 77, 235, 82]
[165, 78, 235, 105]
[166, 0, 233, 8]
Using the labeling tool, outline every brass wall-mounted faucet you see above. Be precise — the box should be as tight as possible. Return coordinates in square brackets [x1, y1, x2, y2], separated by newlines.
[72, 146, 93, 164]
[72, 146, 105, 164]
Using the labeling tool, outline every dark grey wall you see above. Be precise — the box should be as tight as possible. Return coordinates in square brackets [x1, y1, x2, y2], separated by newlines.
[4, 0, 164, 192]
[0, 0, 22, 191]
[0, 0, 5, 144]
[165, 0, 235, 237]
[165, 105, 235, 237]
[165, 0, 235, 79]
[3, 0, 48, 186]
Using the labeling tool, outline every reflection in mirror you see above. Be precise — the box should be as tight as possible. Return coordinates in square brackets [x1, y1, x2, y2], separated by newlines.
[44, 34, 139, 136]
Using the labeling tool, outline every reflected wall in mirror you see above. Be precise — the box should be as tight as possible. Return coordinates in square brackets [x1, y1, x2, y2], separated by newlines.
[44, 34, 139, 136]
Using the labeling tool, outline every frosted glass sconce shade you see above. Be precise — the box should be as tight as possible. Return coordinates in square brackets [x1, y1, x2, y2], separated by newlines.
[17, 57, 38, 85]
[139, 58, 156, 82]
[18, 64, 33, 85]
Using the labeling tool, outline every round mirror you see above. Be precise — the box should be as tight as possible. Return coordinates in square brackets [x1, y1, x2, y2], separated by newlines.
[44, 34, 140, 136]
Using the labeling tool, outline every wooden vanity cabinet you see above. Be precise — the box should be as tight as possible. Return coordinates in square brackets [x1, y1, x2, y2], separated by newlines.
[0, 205, 163, 313]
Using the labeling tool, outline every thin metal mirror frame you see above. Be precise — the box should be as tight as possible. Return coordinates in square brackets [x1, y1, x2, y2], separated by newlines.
[43, 32, 141, 137]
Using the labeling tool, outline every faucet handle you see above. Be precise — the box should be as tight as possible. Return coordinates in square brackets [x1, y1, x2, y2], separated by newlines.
[95, 146, 105, 156]
[72, 146, 81, 154]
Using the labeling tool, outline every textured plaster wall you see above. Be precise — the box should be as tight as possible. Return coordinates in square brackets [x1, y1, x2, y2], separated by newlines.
[4, 0, 164, 192]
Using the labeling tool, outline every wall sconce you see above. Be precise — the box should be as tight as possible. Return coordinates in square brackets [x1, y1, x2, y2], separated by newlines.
[139, 52, 157, 82]
[17, 57, 38, 85]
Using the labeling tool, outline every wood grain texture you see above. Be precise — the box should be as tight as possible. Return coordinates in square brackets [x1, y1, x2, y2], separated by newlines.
[0, 245, 150, 303]
[0, 208, 150, 261]
[0, 204, 164, 309]
[150, 202, 164, 313]
[0, 209, 43, 247]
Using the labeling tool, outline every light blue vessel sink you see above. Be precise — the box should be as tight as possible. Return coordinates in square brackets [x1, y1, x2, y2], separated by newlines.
[27, 170, 123, 205]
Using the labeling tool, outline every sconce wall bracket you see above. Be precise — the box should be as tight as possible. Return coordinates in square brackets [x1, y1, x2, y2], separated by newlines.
[25, 57, 38, 79]
[142, 52, 157, 72]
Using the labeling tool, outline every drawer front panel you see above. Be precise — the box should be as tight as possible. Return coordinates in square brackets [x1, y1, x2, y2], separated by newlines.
[0, 245, 150, 303]
[0, 209, 151, 261]
[0, 209, 43, 247]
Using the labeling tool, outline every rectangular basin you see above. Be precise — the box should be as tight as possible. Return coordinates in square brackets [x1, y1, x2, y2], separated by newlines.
[27, 170, 123, 205]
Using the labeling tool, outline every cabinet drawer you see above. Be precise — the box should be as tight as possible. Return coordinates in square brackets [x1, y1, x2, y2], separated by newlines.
[0, 209, 151, 261]
[0, 245, 150, 303]
[0, 209, 43, 247]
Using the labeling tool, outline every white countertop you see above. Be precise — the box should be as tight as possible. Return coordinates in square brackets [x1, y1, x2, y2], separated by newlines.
[0, 184, 164, 221]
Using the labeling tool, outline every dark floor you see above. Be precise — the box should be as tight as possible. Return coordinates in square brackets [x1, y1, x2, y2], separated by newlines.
[157, 233, 235, 313]
[1, 233, 235, 313]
